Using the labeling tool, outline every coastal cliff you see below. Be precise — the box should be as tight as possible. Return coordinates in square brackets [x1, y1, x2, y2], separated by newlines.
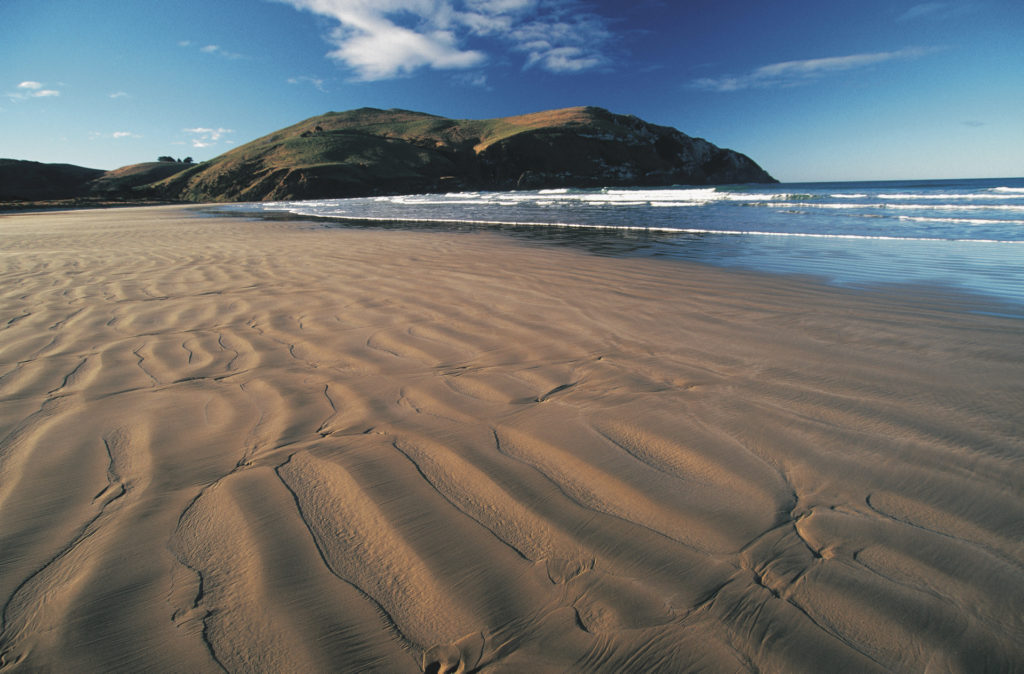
[1, 107, 775, 207]
[154, 106, 775, 202]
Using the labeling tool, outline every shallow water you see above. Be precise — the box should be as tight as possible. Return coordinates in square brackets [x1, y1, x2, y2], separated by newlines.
[216, 177, 1024, 313]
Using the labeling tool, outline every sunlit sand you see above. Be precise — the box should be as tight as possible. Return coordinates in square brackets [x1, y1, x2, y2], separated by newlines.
[1, 206, 1021, 671]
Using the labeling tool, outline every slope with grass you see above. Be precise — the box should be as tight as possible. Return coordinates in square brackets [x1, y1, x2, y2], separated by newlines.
[0, 160, 194, 209]
[88, 161, 195, 198]
[154, 106, 776, 202]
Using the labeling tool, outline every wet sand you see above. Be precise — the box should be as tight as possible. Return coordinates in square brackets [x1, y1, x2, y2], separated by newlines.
[1, 205, 1021, 672]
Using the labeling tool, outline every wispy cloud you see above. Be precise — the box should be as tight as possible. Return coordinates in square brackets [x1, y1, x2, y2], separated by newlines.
[7, 80, 61, 100]
[693, 47, 932, 92]
[183, 127, 234, 148]
[287, 75, 328, 92]
[896, 2, 975, 22]
[109, 91, 130, 99]
[897, 2, 947, 21]
[275, 0, 613, 80]
[504, 5, 611, 73]
[89, 130, 141, 140]
[178, 40, 247, 60]
[201, 44, 247, 59]
[452, 70, 489, 88]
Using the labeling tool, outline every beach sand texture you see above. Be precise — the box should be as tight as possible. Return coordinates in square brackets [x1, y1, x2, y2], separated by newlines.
[1, 206, 1022, 672]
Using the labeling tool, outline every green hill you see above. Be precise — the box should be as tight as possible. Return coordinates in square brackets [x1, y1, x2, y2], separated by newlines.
[88, 161, 195, 198]
[2, 107, 775, 207]
[154, 106, 775, 202]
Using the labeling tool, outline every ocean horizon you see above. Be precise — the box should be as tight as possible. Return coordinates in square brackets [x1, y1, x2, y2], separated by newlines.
[216, 176, 1024, 316]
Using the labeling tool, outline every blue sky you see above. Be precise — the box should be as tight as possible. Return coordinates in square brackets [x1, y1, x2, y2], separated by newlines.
[2, 0, 1021, 181]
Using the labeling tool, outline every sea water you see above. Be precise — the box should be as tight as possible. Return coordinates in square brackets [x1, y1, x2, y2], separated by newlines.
[217, 177, 1024, 315]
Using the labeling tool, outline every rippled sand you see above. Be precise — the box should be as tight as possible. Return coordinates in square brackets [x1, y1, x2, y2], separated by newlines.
[1, 206, 1021, 672]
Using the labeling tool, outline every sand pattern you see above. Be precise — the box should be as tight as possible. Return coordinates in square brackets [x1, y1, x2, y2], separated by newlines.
[1, 206, 1022, 671]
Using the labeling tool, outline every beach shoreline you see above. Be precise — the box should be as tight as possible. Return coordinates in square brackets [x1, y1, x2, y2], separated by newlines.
[214, 177, 1024, 315]
[1, 205, 1021, 671]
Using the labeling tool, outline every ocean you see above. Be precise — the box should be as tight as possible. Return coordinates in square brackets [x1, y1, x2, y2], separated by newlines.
[217, 177, 1024, 316]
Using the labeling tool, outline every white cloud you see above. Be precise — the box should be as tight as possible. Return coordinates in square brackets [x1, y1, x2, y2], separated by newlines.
[453, 70, 489, 87]
[525, 45, 600, 72]
[287, 75, 328, 91]
[184, 127, 232, 140]
[693, 47, 932, 92]
[7, 81, 61, 100]
[327, 25, 484, 79]
[90, 131, 141, 140]
[201, 44, 246, 59]
[109, 91, 130, 99]
[505, 7, 611, 72]
[183, 127, 234, 148]
[275, 0, 612, 79]
[178, 40, 246, 59]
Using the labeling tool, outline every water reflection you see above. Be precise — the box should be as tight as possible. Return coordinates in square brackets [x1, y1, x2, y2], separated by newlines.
[208, 209, 1024, 318]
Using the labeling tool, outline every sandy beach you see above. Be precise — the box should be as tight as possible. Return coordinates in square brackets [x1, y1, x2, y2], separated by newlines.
[0, 205, 1021, 672]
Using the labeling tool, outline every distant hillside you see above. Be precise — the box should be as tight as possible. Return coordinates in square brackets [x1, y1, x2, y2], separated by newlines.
[0, 160, 193, 206]
[154, 106, 776, 202]
[0, 159, 105, 201]
[88, 161, 194, 198]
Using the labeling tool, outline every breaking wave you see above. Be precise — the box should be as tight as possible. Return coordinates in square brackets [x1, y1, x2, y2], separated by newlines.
[216, 177, 1024, 309]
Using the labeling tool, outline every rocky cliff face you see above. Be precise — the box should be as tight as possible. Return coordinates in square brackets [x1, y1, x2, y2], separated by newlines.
[146, 106, 773, 202]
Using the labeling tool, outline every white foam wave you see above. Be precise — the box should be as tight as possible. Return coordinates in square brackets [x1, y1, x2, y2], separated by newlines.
[242, 204, 1024, 244]
[897, 215, 1024, 226]
[879, 204, 1024, 212]
[581, 188, 721, 202]
[715, 192, 816, 201]
[764, 202, 871, 210]
[316, 189, 1024, 213]
[883, 192, 1024, 200]
[363, 188, 819, 206]
[764, 202, 1024, 212]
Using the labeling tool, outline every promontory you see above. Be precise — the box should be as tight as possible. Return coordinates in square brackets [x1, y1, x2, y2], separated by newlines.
[1, 106, 776, 206]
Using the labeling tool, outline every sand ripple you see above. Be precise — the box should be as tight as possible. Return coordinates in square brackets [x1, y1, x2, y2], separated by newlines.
[1, 206, 1022, 671]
